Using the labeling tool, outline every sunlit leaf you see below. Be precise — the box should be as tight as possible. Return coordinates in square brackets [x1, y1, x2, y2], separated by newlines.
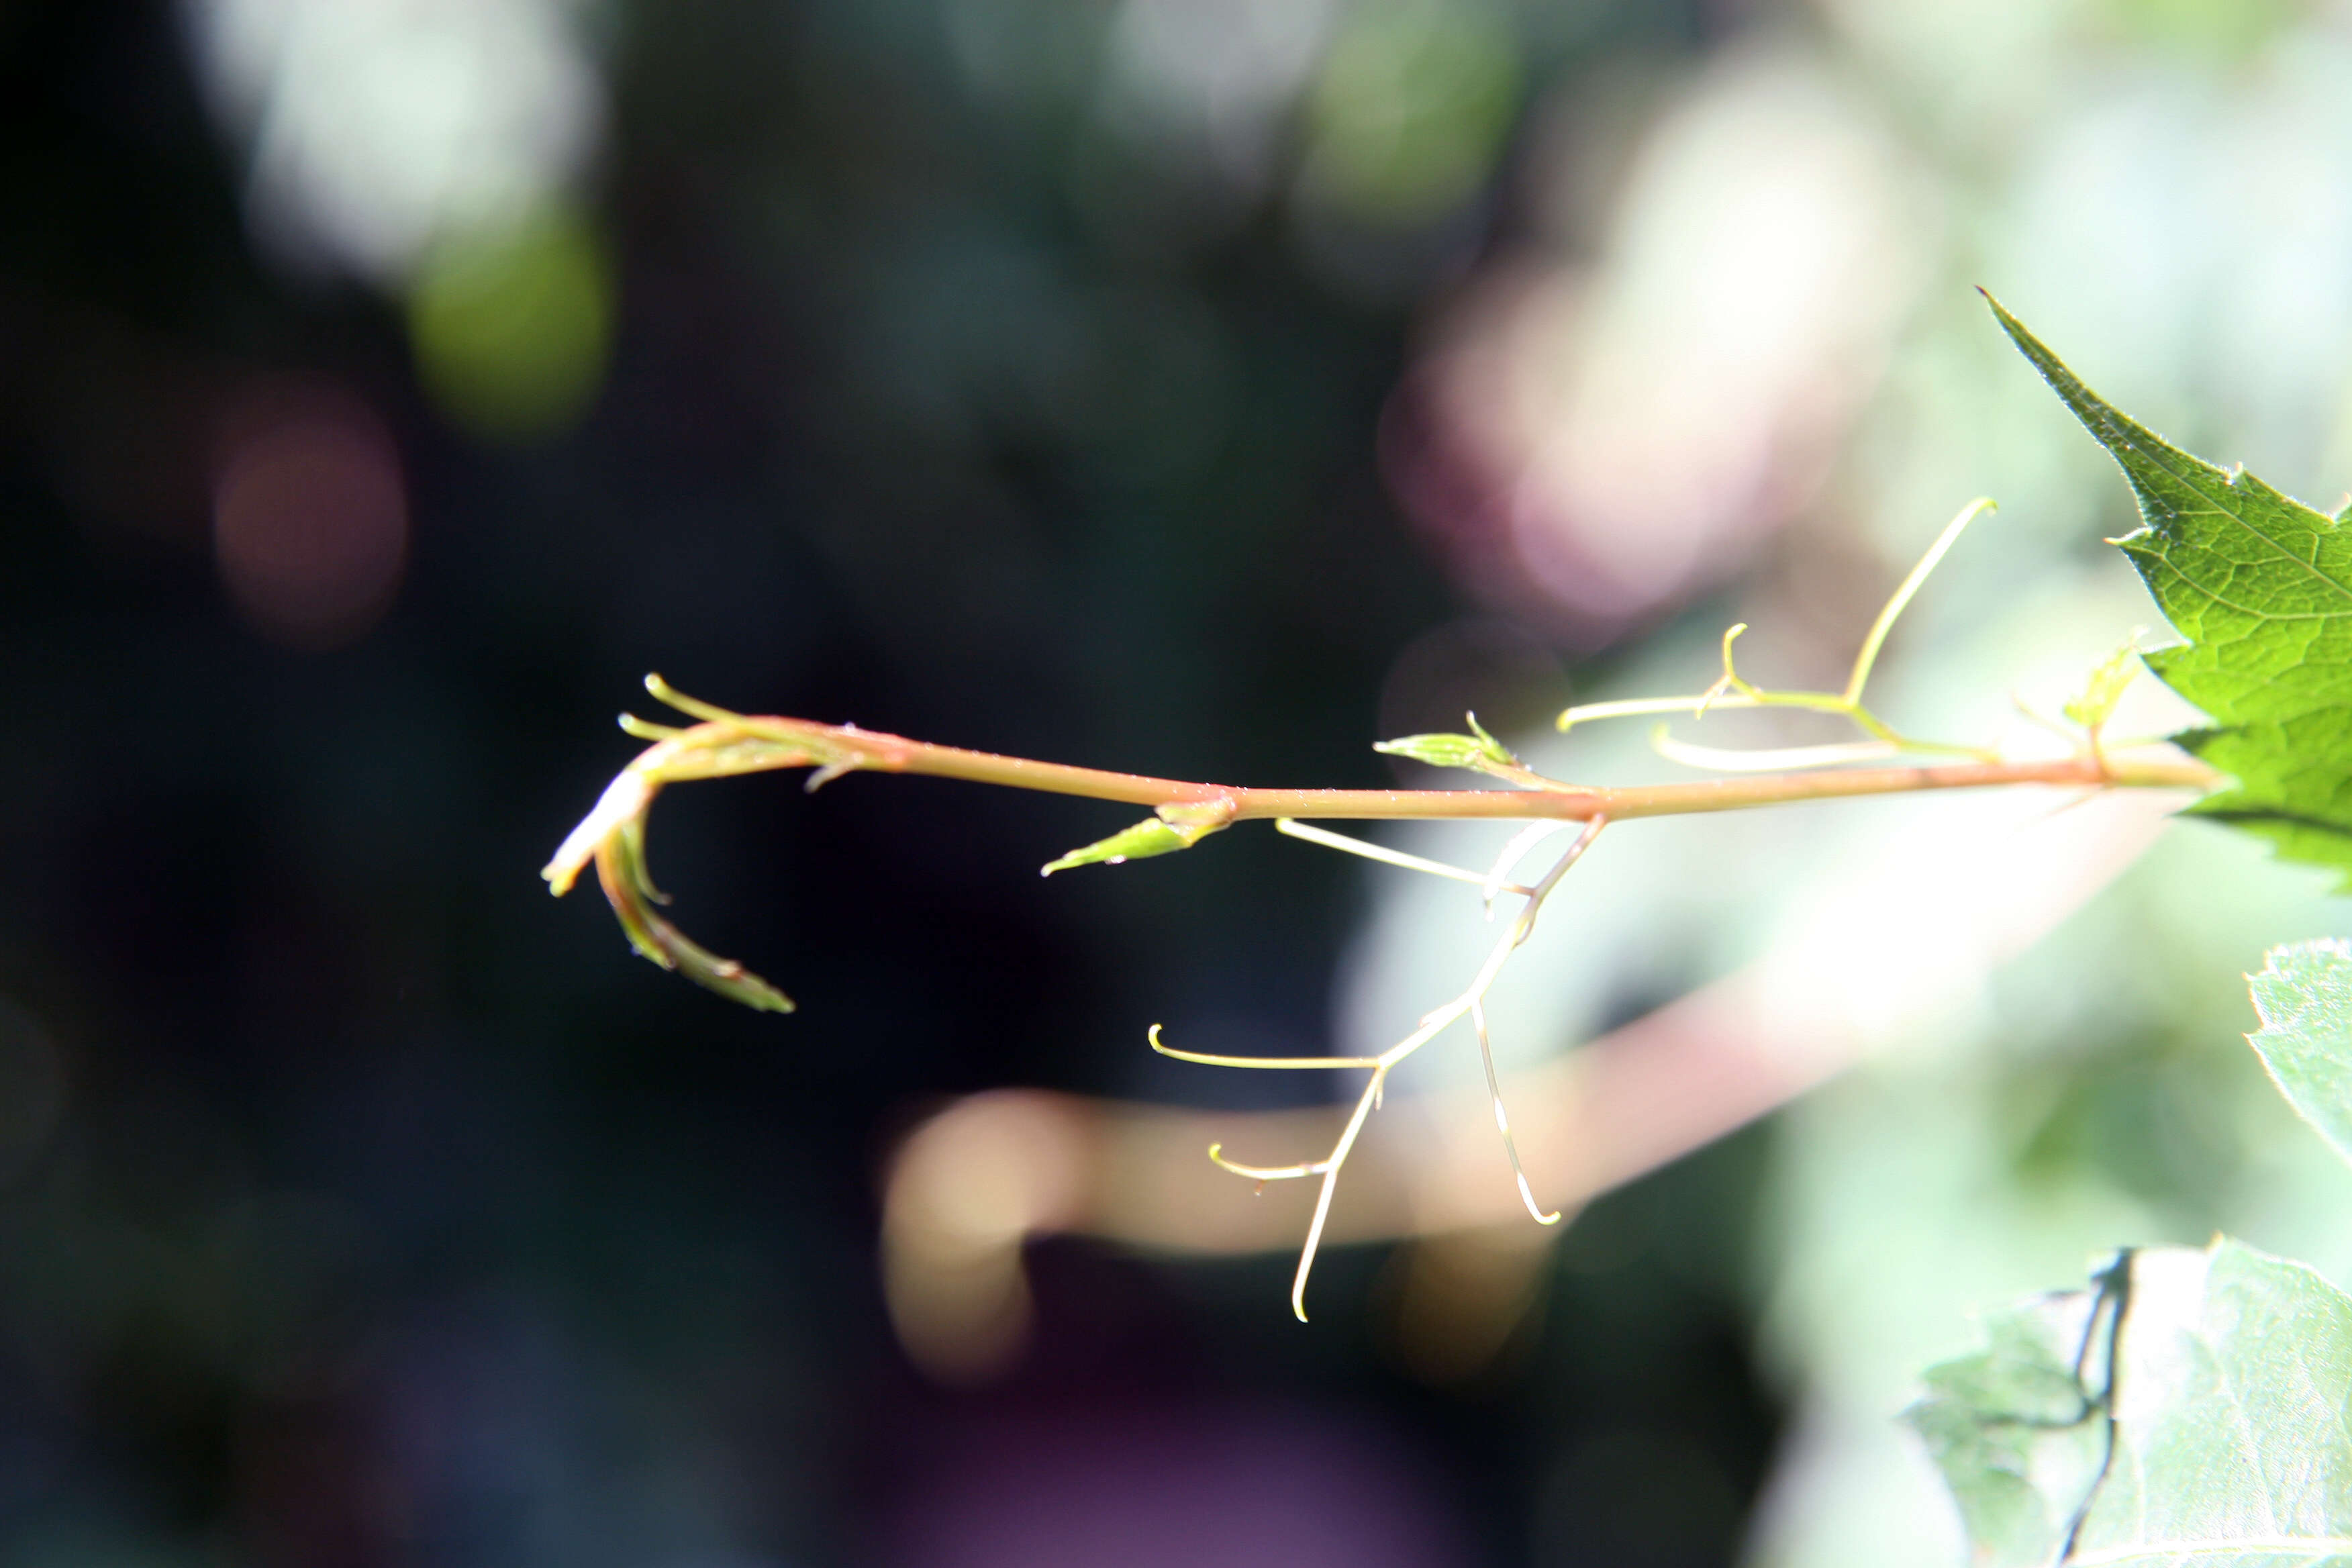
[2249, 938, 2352, 1170]
[1991, 295, 2352, 889]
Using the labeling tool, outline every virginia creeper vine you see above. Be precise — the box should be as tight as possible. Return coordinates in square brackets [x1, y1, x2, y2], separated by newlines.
[545, 485, 2218, 1318]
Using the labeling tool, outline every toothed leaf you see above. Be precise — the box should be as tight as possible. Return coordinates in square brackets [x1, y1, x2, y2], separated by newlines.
[1991, 295, 2352, 889]
[2248, 938, 2352, 1171]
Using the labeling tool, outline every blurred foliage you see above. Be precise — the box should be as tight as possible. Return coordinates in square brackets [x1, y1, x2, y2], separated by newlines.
[1301, 0, 1521, 224]
[407, 205, 616, 440]
[1905, 1281, 2110, 1566]
[2249, 937, 2352, 1166]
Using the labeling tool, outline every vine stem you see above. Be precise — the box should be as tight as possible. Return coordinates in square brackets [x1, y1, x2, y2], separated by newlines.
[542, 687, 2218, 1318]
[554, 706, 2215, 856]
[547, 477, 2233, 1330]
[545, 676, 2221, 1322]
[542, 679, 2218, 1012]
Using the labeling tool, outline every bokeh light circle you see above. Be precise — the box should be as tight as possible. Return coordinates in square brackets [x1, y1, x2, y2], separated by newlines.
[211, 395, 407, 648]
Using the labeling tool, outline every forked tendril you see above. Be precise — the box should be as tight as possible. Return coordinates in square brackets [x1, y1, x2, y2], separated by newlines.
[1153, 816, 1607, 1320]
[1555, 497, 2002, 765]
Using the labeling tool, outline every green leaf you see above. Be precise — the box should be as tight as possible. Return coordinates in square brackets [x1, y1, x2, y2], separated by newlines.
[1039, 799, 1234, 876]
[2249, 938, 2352, 1169]
[1914, 1239, 2352, 1566]
[1373, 712, 1520, 771]
[1989, 295, 2352, 889]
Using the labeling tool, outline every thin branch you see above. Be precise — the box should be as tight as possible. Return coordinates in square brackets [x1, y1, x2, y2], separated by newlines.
[551, 717, 2218, 891]
[542, 679, 2214, 1096]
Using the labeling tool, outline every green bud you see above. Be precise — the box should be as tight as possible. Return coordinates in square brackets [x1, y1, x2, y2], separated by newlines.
[1040, 798, 1236, 875]
[1373, 712, 1519, 771]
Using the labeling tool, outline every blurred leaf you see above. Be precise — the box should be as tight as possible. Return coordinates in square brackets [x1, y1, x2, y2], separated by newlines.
[2106, 0, 2298, 57]
[1373, 712, 1518, 771]
[2062, 638, 2143, 731]
[1991, 296, 2352, 889]
[1914, 1240, 2352, 1565]
[1040, 799, 1233, 876]
[2249, 938, 2352, 1169]
[1301, 0, 1519, 224]
[1906, 1286, 2112, 1567]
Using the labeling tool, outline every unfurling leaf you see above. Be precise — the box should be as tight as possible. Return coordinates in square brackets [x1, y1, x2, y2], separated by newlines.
[1991, 294, 2352, 888]
[544, 680, 880, 1012]
[2061, 636, 2142, 731]
[1913, 1239, 2352, 1566]
[1040, 797, 1236, 876]
[1373, 712, 1520, 771]
[597, 816, 795, 1012]
[2249, 937, 2352, 1170]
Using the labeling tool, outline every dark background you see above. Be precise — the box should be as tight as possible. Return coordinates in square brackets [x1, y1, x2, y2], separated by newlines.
[0, 2, 1779, 1564]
